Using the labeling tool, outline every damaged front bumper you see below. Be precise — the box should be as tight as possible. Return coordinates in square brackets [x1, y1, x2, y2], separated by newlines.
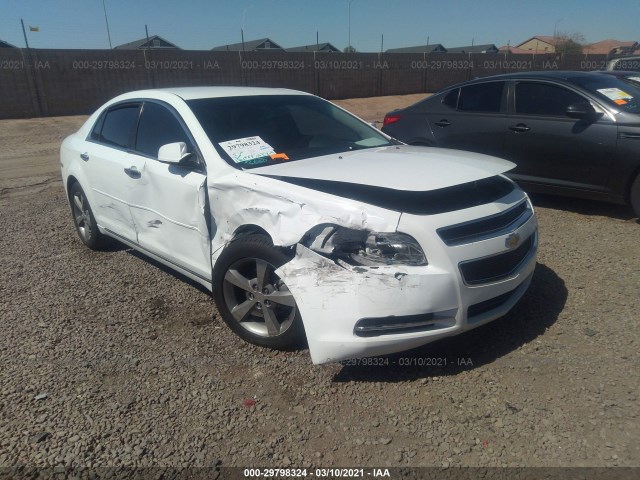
[277, 197, 538, 364]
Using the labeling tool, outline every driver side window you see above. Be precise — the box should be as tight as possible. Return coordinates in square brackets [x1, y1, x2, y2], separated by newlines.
[515, 82, 586, 116]
[135, 102, 193, 159]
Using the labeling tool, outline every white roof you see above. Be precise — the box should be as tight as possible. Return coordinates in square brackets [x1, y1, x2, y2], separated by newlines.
[120, 86, 311, 101]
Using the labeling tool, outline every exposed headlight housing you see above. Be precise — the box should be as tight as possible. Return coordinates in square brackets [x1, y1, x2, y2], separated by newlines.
[303, 225, 427, 267]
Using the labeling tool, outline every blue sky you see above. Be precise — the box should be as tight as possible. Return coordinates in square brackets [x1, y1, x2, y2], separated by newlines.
[1, 0, 638, 51]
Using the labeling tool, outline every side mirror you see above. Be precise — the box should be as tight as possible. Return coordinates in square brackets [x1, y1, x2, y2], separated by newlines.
[566, 102, 596, 119]
[158, 142, 191, 163]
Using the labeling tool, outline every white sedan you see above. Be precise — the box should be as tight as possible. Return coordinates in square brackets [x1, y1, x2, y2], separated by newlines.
[60, 87, 538, 364]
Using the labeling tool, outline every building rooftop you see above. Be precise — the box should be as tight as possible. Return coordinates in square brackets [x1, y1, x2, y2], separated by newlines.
[211, 38, 284, 52]
[114, 35, 180, 50]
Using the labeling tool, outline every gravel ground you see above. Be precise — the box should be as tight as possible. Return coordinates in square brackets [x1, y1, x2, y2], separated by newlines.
[0, 97, 639, 471]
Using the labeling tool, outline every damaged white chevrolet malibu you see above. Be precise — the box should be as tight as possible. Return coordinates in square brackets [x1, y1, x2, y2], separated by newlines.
[60, 87, 538, 364]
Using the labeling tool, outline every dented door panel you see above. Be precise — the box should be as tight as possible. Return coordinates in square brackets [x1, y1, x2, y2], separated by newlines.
[128, 157, 211, 281]
[83, 143, 143, 242]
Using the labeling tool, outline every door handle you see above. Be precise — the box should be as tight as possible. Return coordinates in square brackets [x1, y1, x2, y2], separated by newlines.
[80, 153, 89, 161]
[124, 165, 141, 178]
[435, 119, 451, 127]
[509, 124, 531, 133]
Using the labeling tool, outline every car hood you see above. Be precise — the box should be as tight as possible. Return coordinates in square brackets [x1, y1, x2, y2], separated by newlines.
[249, 145, 515, 191]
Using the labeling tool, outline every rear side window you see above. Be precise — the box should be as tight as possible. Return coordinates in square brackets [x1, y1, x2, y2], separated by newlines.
[442, 89, 459, 109]
[135, 102, 191, 158]
[458, 82, 504, 113]
[515, 82, 585, 116]
[96, 104, 140, 148]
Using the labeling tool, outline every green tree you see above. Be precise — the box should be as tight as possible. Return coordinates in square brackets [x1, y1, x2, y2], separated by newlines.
[555, 32, 586, 54]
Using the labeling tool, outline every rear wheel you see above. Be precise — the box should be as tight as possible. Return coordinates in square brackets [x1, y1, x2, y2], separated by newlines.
[631, 174, 640, 218]
[212, 234, 306, 349]
[69, 182, 105, 250]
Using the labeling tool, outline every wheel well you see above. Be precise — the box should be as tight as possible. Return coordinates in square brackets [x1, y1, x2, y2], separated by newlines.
[66, 175, 79, 199]
[231, 225, 272, 243]
[625, 166, 640, 203]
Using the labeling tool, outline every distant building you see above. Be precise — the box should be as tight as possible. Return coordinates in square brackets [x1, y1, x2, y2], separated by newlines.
[498, 45, 536, 54]
[114, 35, 180, 50]
[286, 42, 340, 53]
[515, 36, 558, 53]
[0, 39, 18, 48]
[212, 38, 284, 52]
[446, 44, 499, 54]
[582, 39, 639, 56]
[386, 44, 447, 54]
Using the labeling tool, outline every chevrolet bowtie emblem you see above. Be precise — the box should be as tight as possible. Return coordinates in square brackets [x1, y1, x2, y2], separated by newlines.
[505, 232, 520, 249]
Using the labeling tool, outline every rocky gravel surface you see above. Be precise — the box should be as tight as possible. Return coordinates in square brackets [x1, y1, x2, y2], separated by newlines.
[1, 106, 639, 472]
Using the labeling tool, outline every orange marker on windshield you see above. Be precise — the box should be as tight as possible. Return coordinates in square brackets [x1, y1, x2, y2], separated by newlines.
[270, 153, 289, 160]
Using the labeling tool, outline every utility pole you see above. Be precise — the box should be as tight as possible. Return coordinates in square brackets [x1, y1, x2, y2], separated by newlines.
[380, 34, 384, 53]
[241, 7, 251, 52]
[145, 24, 150, 48]
[102, 0, 112, 49]
[21, 19, 30, 49]
[348, 0, 356, 52]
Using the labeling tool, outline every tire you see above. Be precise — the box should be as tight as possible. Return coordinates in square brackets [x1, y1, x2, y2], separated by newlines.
[212, 234, 306, 350]
[69, 182, 106, 250]
[631, 174, 640, 219]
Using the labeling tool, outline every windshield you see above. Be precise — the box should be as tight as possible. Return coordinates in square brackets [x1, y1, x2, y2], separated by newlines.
[571, 75, 640, 114]
[187, 95, 392, 169]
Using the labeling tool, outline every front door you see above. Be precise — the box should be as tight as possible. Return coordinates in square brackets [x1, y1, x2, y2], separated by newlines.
[126, 101, 211, 282]
[503, 81, 617, 191]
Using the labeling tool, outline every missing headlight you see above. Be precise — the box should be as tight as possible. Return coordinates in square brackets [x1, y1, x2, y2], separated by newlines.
[303, 225, 427, 267]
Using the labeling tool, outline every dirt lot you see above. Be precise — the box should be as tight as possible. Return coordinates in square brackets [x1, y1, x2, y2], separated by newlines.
[0, 94, 639, 473]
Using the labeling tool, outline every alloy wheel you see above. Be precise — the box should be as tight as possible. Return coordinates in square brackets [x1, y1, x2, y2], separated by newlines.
[222, 258, 297, 337]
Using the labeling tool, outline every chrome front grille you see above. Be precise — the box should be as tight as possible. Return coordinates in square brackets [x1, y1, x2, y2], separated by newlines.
[437, 200, 532, 246]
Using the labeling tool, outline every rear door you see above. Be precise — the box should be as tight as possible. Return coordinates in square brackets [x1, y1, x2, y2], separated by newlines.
[425, 81, 507, 158]
[502, 80, 617, 190]
[126, 101, 211, 282]
[84, 103, 143, 241]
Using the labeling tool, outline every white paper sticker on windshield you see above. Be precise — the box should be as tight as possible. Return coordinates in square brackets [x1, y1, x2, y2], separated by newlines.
[218, 136, 275, 163]
[629, 76, 640, 83]
[597, 88, 633, 102]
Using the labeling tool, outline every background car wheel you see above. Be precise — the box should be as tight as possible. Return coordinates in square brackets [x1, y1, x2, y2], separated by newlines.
[212, 234, 306, 350]
[69, 182, 105, 250]
[631, 174, 640, 219]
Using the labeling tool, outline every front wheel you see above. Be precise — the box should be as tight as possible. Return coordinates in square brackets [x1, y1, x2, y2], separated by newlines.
[212, 235, 306, 350]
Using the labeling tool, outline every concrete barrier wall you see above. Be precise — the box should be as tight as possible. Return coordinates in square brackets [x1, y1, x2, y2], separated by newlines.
[0, 49, 609, 119]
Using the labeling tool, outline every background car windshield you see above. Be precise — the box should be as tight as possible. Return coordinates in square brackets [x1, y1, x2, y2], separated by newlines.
[571, 75, 640, 114]
[187, 95, 391, 169]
